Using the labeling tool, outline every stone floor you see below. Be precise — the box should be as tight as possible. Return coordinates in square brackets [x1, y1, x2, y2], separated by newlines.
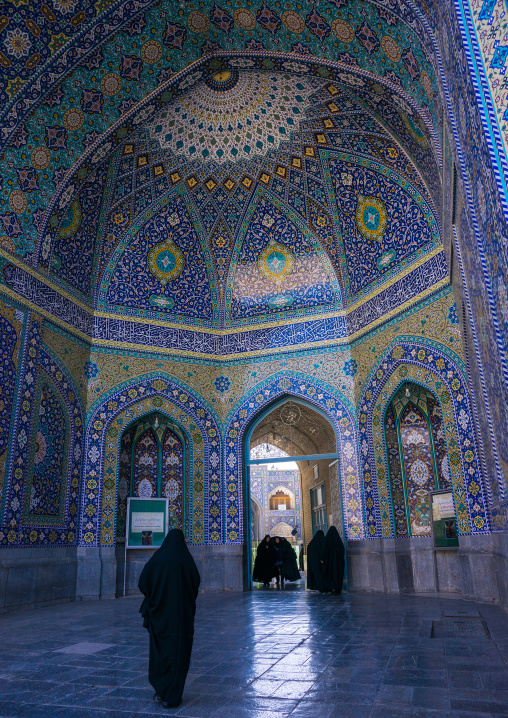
[0, 586, 507, 717]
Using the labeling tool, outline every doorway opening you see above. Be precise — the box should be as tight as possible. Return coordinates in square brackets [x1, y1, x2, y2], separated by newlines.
[244, 396, 345, 590]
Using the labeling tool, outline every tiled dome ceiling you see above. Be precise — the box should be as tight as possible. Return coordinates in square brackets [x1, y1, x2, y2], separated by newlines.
[0, 0, 446, 336]
[148, 69, 322, 164]
[43, 69, 440, 330]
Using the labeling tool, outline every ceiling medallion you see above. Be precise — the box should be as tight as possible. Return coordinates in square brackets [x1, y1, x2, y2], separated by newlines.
[355, 195, 388, 243]
[258, 237, 295, 287]
[204, 68, 239, 92]
[147, 232, 185, 286]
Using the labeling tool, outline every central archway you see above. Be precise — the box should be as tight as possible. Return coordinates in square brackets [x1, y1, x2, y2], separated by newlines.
[242, 393, 346, 590]
[224, 373, 364, 556]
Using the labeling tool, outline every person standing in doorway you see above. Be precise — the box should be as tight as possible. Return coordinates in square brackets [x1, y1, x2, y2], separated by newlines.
[322, 525, 345, 594]
[271, 536, 301, 586]
[139, 529, 200, 709]
[273, 536, 285, 587]
[298, 543, 305, 572]
[253, 534, 275, 587]
[306, 529, 326, 592]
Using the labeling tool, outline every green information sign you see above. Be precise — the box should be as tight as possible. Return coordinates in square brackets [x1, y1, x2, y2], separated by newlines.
[430, 490, 459, 548]
[126, 497, 168, 549]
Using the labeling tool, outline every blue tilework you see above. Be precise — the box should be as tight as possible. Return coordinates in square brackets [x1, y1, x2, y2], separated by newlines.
[357, 338, 490, 538]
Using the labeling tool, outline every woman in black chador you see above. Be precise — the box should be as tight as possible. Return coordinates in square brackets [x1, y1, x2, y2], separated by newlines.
[253, 534, 275, 586]
[139, 529, 200, 709]
[322, 525, 345, 594]
[306, 529, 326, 592]
[271, 536, 301, 586]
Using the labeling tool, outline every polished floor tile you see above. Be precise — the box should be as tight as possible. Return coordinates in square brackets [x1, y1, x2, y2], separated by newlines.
[0, 589, 507, 717]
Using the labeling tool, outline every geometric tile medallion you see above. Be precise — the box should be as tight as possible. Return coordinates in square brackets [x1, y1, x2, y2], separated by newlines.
[148, 70, 325, 164]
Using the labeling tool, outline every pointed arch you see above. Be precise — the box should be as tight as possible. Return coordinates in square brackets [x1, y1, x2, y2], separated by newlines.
[116, 410, 189, 542]
[80, 373, 221, 547]
[224, 188, 343, 327]
[97, 187, 219, 327]
[223, 372, 362, 543]
[383, 382, 451, 538]
[357, 338, 489, 538]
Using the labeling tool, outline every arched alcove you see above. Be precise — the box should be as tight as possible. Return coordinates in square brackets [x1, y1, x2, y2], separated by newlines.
[116, 411, 189, 545]
[383, 382, 451, 538]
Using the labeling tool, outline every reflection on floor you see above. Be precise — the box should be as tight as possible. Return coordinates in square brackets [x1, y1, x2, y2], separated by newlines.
[0, 590, 507, 717]
[253, 572, 305, 590]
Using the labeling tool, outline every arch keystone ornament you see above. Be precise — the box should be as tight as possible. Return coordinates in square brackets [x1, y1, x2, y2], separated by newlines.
[355, 195, 388, 243]
[147, 232, 185, 286]
[258, 237, 295, 286]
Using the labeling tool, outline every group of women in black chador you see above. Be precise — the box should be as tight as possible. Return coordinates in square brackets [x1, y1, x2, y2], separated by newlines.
[252, 534, 301, 587]
[306, 525, 346, 593]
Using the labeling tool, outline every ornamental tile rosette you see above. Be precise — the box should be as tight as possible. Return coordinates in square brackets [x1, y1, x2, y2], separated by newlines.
[355, 195, 388, 243]
[147, 233, 185, 286]
[258, 237, 295, 287]
[147, 70, 325, 165]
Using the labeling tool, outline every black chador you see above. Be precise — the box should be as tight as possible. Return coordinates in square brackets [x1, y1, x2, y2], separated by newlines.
[253, 535, 275, 586]
[298, 543, 305, 572]
[139, 529, 200, 708]
[322, 525, 345, 594]
[271, 536, 301, 582]
[306, 529, 326, 592]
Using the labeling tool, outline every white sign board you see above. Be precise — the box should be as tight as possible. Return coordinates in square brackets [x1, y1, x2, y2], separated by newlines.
[432, 492, 455, 520]
[131, 511, 165, 532]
